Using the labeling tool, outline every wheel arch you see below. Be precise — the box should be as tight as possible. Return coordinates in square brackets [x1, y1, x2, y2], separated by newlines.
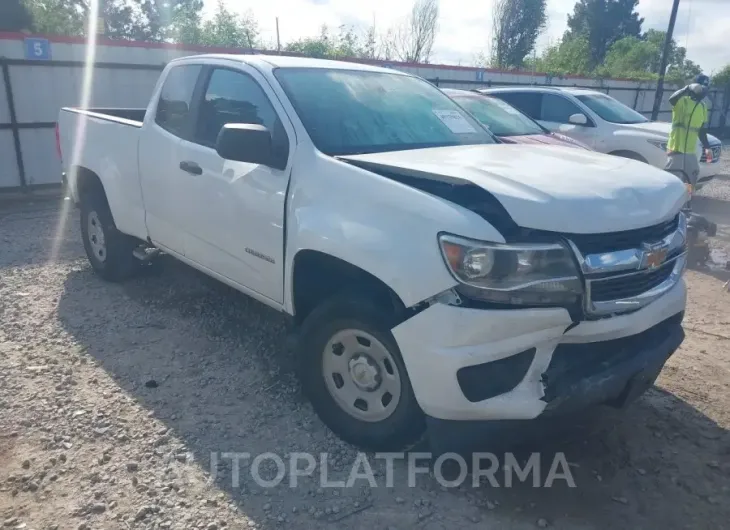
[74, 165, 105, 195]
[608, 150, 648, 163]
[290, 249, 407, 325]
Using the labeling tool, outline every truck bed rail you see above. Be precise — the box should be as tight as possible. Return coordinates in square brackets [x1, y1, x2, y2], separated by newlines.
[61, 107, 145, 128]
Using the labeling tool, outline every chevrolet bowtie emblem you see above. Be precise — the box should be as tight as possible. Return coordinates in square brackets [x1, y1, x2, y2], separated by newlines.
[642, 243, 668, 269]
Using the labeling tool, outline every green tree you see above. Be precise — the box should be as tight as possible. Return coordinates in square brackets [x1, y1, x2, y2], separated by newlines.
[24, 0, 84, 34]
[198, 1, 258, 49]
[599, 30, 702, 83]
[23, 0, 205, 42]
[532, 36, 592, 76]
[334, 26, 362, 57]
[665, 58, 702, 85]
[285, 25, 376, 59]
[285, 26, 336, 58]
[1, 0, 34, 31]
[491, 0, 547, 68]
[165, 0, 204, 44]
[138, 0, 204, 42]
[565, 0, 643, 67]
[601, 36, 658, 80]
[713, 65, 730, 90]
[362, 24, 377, 59]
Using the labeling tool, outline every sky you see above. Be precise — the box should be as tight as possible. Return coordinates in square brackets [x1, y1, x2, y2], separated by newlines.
[210, 0, 729, 74]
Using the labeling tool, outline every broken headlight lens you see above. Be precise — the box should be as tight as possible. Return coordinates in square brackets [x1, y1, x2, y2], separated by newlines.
[439, 234, 582, 306]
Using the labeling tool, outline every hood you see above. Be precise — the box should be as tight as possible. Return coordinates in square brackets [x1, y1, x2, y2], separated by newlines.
[621, 121, 722, 153]
[497, 133, 588, 150]
[341, 144, 687, 234]
[621, 121, 672, 137]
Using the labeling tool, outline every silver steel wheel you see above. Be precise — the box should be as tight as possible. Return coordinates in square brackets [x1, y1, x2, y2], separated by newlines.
[87, 211, 107, 262]
[322, 329, 402, 422]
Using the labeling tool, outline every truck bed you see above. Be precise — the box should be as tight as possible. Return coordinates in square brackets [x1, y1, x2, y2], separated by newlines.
[58, 106, 148, 241]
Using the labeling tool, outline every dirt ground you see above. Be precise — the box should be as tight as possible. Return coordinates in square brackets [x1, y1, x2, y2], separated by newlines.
[2, 153, 730, 530]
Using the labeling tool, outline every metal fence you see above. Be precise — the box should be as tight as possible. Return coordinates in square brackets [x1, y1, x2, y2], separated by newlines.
[1, 33, 728, 191]
[0, 57, 164, 190]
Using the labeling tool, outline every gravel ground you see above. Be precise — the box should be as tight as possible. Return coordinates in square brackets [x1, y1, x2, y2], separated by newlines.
[1, 151, 730, 530]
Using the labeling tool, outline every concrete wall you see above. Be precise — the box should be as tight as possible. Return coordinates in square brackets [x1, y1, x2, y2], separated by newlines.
[1, 31, 727, 189]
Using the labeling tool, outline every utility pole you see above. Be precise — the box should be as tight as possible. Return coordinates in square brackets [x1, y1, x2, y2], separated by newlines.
[276, 17, 281, 53]
[651, 0, 681, 121]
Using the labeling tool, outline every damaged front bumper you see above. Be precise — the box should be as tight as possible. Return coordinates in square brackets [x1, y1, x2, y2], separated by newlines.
[392, 279, 686, 422]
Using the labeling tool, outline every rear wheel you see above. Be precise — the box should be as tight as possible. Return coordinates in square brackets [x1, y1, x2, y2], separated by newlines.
[80, 190, 141, 281]
[298, 293, 425, 451]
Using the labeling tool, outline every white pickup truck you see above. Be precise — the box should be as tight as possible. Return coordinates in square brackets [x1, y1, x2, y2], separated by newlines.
[59, 54, 689, 451]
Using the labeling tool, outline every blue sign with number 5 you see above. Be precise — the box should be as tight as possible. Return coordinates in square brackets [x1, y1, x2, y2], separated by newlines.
[24, 38, 51, 60]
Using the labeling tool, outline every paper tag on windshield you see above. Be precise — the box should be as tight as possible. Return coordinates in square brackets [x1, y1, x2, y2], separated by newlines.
[432, 109, 477, 134]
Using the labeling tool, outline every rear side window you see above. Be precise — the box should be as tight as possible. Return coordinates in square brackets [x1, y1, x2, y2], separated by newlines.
[494, 92, 542, 119]
[540, 94, 583, 124]
[155, 65, 202, 137]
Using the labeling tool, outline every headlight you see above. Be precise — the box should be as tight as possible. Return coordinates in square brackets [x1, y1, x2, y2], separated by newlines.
[647, 139, 668, 151]
[439, 234, 582, 306]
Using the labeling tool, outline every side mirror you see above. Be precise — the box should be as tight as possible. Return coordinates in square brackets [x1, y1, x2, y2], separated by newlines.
[568, 113, 588, 126]
[216, 123, 282, 168]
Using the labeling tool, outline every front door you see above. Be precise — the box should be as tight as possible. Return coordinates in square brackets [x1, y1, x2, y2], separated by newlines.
[537, 93, 596, 148]
[175, 63, 295, 304]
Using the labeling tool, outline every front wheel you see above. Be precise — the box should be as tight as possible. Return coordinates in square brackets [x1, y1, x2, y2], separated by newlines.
[298, 293, 425, 451]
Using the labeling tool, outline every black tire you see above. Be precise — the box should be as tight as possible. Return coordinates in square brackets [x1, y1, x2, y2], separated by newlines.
[80, 189, 140, 282]
[298, 293, 425, 451]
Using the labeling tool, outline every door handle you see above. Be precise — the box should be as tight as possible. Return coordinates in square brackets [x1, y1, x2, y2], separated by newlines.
[179, 160, 203, 175]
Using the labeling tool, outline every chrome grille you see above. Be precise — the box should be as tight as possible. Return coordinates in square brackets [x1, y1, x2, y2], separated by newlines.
[589, 261, 675, 302]
[569, 213, 687, 316]
[567, 216, 678, 255]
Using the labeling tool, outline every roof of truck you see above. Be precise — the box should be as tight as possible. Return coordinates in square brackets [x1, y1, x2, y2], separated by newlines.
[170, 53, 403, 74]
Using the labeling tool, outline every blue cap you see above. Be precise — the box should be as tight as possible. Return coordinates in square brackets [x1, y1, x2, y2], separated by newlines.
[695, 74, 710, 87]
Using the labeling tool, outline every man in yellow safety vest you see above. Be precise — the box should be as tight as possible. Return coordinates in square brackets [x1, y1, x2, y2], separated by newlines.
[665, 74, 713, 192]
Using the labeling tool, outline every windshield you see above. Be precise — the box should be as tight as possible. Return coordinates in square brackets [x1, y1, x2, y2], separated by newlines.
[576, 93, 648, 124]
[274, 69, 495, 156]
[453, 94, 545, 136]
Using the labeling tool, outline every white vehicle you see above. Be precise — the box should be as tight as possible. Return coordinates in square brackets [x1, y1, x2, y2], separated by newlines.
[58, 55, 688, 451]
[483, 87, 723, 188]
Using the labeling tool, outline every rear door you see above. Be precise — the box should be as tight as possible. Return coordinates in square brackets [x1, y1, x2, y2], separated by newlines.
[174, 62, 295, 303]
[138, 64, 203, 254]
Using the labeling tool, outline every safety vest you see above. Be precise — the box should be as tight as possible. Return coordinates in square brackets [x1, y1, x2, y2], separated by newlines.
[667, 95, 707, 154]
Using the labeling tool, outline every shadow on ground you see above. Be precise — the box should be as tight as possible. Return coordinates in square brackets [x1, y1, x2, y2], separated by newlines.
[55, 252, 730, 529]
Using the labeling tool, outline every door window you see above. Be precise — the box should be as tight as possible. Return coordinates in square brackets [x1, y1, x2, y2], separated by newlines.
[539, 94, 584, 124]
[494, 92, 542, 120]
[194, 68, 285, 153]
[155, 65, 202, 137]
